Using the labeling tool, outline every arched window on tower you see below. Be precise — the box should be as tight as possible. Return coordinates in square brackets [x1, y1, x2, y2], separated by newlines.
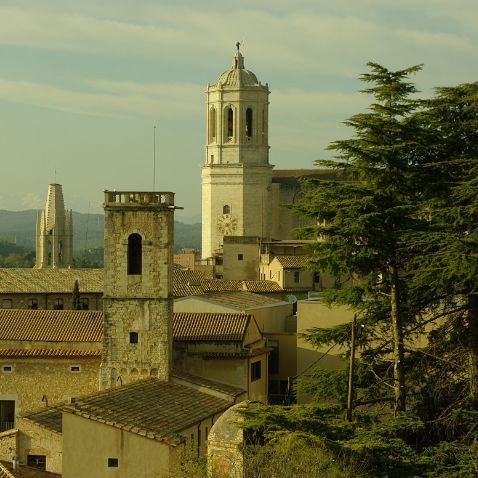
[227, 107, 234, 139]
[246, 108, 253, 140]
[223, 205, 231, 215]
[127, 233, 142, 275]
[209, 107, 216, 143]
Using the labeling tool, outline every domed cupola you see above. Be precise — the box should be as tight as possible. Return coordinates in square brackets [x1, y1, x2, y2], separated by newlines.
[217, 46, 260, 88]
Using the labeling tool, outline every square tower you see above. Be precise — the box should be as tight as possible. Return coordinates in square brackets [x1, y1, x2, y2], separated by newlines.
[99, 191, 175, 390]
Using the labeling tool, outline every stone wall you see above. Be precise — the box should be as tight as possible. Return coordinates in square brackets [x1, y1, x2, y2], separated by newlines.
[0, 429, 18, 463]
[0, 357, 100, 418]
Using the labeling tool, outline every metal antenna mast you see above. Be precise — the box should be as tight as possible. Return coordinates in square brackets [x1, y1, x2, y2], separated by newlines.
[153, 125, 157, 191]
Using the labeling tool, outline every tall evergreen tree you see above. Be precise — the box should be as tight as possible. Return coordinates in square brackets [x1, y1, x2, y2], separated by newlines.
[409, 82, 478, 402]
[294, 63, 423, 414]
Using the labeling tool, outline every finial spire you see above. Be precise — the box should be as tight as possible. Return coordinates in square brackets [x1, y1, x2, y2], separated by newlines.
[233, 42, 244, 69]
[236, 41, 240, 52]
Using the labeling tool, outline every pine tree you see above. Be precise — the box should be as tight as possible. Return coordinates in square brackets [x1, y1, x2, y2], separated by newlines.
[409, 82, 478, 402]
[294, 63, 424, 414]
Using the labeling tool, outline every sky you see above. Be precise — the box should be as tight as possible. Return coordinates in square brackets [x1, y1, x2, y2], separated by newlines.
[0, 0, 477, 222]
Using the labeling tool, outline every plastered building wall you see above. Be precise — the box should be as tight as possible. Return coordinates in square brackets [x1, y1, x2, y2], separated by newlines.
[15, 418, 63, 474]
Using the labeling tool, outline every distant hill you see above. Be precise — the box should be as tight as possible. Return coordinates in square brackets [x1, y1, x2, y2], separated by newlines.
[0, 210, 201, 253]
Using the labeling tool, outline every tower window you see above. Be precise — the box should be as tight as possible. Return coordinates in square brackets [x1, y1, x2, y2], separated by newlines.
[246, 108, 253, 139]
[108, 458, 119, 468]
[227, 107, 234, 138]
[223, 205, 231, 215]
[129, 332, 139, 344]
[128, 233, 142, 275]
[209, 107, 216, 142]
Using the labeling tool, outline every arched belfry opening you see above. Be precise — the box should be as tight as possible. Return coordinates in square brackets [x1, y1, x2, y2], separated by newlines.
[209, 106, 216, 143]
[246, 108, 253, 139]
[226, 107, 234, 140]
[127, 233, 142, 275]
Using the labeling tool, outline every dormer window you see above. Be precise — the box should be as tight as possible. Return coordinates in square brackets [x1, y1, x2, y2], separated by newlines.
[128, 234, 142, 275]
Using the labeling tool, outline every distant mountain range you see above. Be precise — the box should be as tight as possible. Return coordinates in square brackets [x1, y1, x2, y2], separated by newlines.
[0, 210, 201, 253]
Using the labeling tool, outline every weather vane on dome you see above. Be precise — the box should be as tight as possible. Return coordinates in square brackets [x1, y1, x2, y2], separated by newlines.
[236, 41, 241, 51]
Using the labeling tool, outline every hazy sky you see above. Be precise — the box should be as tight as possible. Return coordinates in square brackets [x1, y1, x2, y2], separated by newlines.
[1, 0, 477, 222]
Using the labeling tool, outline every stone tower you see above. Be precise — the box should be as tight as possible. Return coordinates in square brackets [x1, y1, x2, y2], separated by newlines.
[201, 45, 272, 259]
[99, 191, 176, 390]
[35, 183, 73, 268]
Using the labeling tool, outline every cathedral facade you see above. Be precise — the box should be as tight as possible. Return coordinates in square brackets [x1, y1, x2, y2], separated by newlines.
[201, 46, 320, 260]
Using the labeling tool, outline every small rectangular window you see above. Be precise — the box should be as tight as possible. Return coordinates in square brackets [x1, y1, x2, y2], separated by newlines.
[27, 455, 46, 471]
[107, 458, 118, 468]
[54, 298, 64, 310]
[29, 298, 38, 309]
[237, 254, 243, 261]
[129, 332, 138, 344]
[294, 271, 300, 283]
[251, 361, 262, 382]
[69, 365, 81, 373]
[2, 299, 12, 309]
[1, 365, 13, 373]
[79, 298, 89, 310]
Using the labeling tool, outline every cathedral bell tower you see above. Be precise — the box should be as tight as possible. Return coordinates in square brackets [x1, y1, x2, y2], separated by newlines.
[201, 44, 272, 259]
[99, 191, 175, 390]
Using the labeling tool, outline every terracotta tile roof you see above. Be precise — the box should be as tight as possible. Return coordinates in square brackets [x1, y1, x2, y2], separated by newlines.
[201, 280, 243, 292]
[204, 291, 284, 309]
[242, 280, 283, 292]
[0, 462, 61, 478]
[24, 406, 63, 434]
[62, 378, 232, 444]
[0, 462, 14, 478]
[172, 283, 204, 297]
[0, 349, 101, 357]
[173, 312, 251, 342]
[171, 372, 245, 398]
[0, 268, 103, 293]
[172, 269, 206, 286]
[272, 168, 339, 182]
[0, 309, 103, 342]
[274, 255, 309, 268]
[201, 347, 271, 360]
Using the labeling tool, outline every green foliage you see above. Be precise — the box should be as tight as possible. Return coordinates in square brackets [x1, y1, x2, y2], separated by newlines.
[0, 240, 34, 267]
[72, 280, 81, 310]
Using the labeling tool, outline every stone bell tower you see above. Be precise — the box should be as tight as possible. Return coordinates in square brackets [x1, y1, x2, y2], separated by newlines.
[35, 183, 73, 268]
[99, 191, 176, 390]
[201, 44, 272, 259]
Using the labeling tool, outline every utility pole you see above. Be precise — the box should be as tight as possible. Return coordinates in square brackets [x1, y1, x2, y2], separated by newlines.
[346, 314, 357, 422]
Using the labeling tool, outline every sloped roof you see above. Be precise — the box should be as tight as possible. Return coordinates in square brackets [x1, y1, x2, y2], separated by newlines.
[273, 255, 309, 268]
[201, 280, 243, 292]
[203, 291, 284, 309]
[171, 372, 245, 398]
[173, 312, 251, 342]
[0, 268, 103, 293]
[242, 280, 283, 292]
[0, 309, 103, 342]
[62, 378, 232, 444]
[272, 168, 339, 183]
[0, 349, 101, 357]
[0, 461, 62, 478]
[24, 405, 63, 434]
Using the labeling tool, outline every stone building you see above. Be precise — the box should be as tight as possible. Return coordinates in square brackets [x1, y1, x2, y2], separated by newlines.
[0, 269, 103, 311]
[35, 184, 73, 269]
[201, 46, 337, 262]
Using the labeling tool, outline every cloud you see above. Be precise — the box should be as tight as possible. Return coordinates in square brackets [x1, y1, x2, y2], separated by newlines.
[0, 77, 203, 118]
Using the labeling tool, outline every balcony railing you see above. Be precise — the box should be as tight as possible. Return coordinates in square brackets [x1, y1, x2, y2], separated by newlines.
[104, 191, 175, 208]
[0, 421, 14, 432]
